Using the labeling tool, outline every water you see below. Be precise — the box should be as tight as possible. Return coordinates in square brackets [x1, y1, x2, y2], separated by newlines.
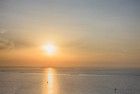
[0, 68, 140, 94]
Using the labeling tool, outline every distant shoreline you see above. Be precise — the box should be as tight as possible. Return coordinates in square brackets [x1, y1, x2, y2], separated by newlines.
[0, 66, 140, 76]
[0, 66, 140, 70]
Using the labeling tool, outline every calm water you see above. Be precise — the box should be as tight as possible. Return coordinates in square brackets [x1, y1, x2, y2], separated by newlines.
[0, 68, 140, 94]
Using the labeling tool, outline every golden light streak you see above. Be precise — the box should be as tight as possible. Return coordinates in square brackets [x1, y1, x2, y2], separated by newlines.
[42, 68, 59, 94]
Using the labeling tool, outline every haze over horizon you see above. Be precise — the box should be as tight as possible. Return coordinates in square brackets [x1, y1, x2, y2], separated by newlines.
[0, 0, 140, 69]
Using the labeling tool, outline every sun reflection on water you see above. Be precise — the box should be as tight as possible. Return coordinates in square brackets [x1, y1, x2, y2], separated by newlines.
[42, 68, 59, 94]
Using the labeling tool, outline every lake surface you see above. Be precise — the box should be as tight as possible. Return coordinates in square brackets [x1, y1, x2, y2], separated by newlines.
[0, 68, 140, 94]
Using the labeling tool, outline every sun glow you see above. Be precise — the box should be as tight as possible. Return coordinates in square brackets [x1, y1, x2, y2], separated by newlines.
[42, 43, 57, 55]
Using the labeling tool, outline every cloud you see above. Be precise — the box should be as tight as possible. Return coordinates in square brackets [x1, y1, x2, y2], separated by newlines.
[13, 40, 35, 48]
[0, 26, 8, 34]
[0, 27, 15, 50]
[0, 28, 35, 50]
[0, 37, 15, 50]
[0, 36, 36, 50]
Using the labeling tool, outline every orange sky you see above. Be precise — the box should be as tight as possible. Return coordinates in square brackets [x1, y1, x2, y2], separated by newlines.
[0, 0, 140, 68]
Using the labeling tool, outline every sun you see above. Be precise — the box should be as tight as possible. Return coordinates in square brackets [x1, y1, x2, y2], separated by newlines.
[42, 43, 57, 55]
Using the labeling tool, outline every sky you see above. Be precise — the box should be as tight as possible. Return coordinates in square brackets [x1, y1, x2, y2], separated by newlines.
[0, 0, 140, 68]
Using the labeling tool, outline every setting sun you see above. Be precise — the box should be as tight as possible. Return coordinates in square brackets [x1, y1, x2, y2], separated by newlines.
[42, 43, 57, 55]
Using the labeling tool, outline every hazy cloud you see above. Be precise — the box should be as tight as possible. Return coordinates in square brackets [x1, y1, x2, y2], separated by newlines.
[0, 37, 15, 50]
[0, 28, 35, 50]
[0, 36, 35, 50]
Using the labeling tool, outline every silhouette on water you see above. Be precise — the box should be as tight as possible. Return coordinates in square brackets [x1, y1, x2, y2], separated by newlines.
[114, 88, 117, 94]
